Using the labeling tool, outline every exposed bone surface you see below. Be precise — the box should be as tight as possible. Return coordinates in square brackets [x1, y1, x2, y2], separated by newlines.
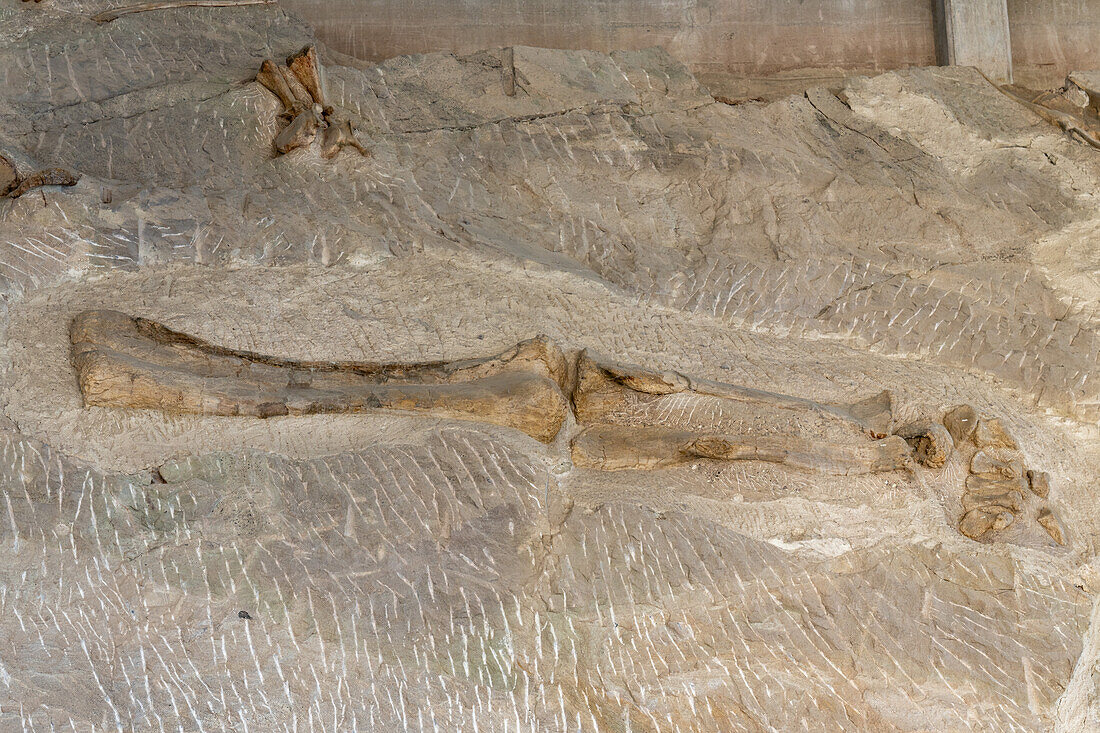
[3, 3, 1100, 731]
[71, 309, 572, 441]
[894, 418, 954, 468]
[72, 309, 906, 470]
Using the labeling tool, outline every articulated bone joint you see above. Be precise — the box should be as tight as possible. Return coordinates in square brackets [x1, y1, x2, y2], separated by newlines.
[72, 309, 921, 474]
[255, 45, 369, 159]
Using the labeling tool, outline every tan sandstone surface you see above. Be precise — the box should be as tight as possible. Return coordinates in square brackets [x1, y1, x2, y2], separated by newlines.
[2, 2, 1100, 731]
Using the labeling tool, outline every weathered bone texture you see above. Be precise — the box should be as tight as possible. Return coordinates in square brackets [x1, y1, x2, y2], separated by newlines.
[0, 154, 18, 196]
[1038, 507, 1067, 545]
[286, 45, 325, 105]
[70, 310, 908, 473]
[572, 424, 911, 473]
[1027, 469, 1051, 498]
[959, 507, 1015, 539]
[71, 310, 569, 442]
[894, 419, 953, 468]
[998, 79, 1100, 149]
[955, 413, 1063, 543]
[256, 59, 302, 116]
[5, 167, 79, 198]
[974, 417, 1019, 450]
[274, 105, 324, 154]
[321, 117, 370, 158]
[255, 45, 368, 158]
[571, 351, 894, 437]
[942, 404, 978, 444]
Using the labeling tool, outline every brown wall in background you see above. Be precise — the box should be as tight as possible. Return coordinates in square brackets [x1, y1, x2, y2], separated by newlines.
[1009, 0, 1100, 85]
[280, 0, 1097, 85]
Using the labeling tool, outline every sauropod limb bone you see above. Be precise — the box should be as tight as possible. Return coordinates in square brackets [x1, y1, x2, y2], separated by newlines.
[71, 310, 570, 442]
[70, 310, 911, 471]
[572, 351, 894, 436]
[570, 424, 912, 474]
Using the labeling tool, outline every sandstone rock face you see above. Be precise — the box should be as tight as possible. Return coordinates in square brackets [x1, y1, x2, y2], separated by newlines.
[2, 2, 1100, 731]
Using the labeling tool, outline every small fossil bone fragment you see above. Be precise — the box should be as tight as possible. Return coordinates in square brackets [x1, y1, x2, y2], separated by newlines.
[961, 488, 1023, 514]
[255, 47, 370, 159]
[274, 105, 325, 155]
[286, 45, 326, 106]
[1036, 507, 1066, 545]
[256, 59, 304, 117]
[321, 118, 370, 158]
[894, 419, 953, 468]
[970, 451, 1024, 478]
[71, 310, 911, 475]
[1026, 469, 1051, 498]
[973, 418, 1018, 450]
[965, 466, 1027, 512]
[8, 167, 80, 198]
[958, 507, 1015, 541]
[942, 404, 978, 444]
[91, 0, 275, 23]
[0, 154, 18, 196]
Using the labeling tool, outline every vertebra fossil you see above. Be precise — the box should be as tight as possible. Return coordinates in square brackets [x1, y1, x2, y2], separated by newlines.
[255, 46, 369, 159]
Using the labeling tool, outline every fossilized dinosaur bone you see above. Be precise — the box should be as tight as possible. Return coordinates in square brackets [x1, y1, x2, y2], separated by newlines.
[71, 310, 569, 442]
[571, 424, 911, 474]
[9, 168, 80, 198]
[256, 60, 304, 117]
[944, 403, 1066, 545]
[980, 70, 1100, 150]
[91, 0, 275, 24]
[572, 352, 895, 437]
[286, 45, 326, 108]
[0, 154, 79, 198]
[254, 46, 369, 159]
[71, 310, 910, 473]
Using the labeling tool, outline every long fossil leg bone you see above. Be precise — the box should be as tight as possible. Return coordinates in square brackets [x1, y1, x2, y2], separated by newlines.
[572, 351, 894, 437]
[70, 311, 910, 471]
[70, 310, 570, 442]
[571, 424, 912, 474]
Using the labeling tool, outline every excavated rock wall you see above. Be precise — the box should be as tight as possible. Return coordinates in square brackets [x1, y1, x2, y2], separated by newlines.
[281, 0, 1100, 88]
[2, 1, 1100, 731]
